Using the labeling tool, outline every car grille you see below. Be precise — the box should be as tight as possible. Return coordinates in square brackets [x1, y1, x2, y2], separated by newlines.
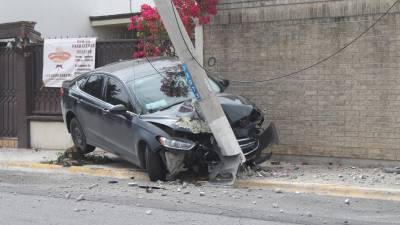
[238, 137, 259, 157]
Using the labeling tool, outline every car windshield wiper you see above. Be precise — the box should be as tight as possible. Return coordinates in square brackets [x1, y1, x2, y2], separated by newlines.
[159, 100, 187, 111]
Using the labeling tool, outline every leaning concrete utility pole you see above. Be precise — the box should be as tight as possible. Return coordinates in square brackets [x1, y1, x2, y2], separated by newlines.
[153, 0, 244, 184]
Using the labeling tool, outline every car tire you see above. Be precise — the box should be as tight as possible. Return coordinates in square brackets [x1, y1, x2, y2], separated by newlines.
[145, 145, 167, 181]
[70, 118, 95, 154]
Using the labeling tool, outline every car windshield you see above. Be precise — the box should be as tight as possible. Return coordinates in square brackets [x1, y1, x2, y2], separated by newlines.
[126, 74, 220, 113]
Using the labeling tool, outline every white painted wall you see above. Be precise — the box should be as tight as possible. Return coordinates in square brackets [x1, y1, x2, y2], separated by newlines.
[0, 0, 154, 38]
[30, 121, 73, 150]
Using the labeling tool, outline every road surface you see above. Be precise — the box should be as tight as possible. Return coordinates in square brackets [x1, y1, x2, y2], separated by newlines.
[0, 169, 399, 225]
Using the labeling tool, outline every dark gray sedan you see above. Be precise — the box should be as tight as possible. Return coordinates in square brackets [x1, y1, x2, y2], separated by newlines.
[61, 57, 278, 181]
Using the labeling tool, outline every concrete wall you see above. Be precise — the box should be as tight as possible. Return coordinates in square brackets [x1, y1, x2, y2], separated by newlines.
[30, 121, 73, 150]
[0, 0, 154, 38]
[204, 0, 400, 160]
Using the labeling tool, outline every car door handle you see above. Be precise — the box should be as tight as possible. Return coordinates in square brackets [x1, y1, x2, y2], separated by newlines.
[102, 108, 109, 115]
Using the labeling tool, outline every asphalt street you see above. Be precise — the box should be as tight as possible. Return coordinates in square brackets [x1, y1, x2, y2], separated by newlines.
[0, 169, 399, 225]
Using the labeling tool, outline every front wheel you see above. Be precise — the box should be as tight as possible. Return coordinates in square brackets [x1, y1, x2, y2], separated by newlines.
[145, 146, 167, 181]
[70, 118, 95, 154]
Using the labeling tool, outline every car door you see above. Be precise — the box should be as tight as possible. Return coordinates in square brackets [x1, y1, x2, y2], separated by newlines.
[76, 74, 109, 148]
[101, 76, 139, 161]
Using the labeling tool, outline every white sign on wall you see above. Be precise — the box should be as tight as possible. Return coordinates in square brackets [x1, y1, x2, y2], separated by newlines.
[42, 38, 96, 87]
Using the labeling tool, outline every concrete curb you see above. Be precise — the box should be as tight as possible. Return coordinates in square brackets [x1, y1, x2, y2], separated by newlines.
[1, 161, 399, 201]
[0, 161, 149, 181]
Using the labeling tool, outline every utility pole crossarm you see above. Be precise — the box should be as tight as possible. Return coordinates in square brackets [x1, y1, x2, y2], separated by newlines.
[154, 0, 244, 183]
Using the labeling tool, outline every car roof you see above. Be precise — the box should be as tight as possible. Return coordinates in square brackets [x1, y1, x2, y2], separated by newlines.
[93, 56, 182, 83]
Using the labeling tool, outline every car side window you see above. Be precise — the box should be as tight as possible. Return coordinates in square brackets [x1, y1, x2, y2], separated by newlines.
[82, 75, 105, 100]
[105, 78, 132, 110]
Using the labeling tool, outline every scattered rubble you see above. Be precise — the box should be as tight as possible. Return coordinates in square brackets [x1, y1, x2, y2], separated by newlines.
[88, 184, 98, 189]
[138, 185, 165, 190]
[65, 193, 71, 199]
[145, 210, 152, 215]
[108, 180, 118, 184]
[199, 191, 205, 196]
[146, 187, 153, 193]
[76, 194, 85, 202]
[383, 167, 400, 174]
[175, 117, 211, 134]
[128, 182, 138, 187]
[244, 161, 400, 189]
[73, 208, 86, 212]
[270, 161, 280, 165]
[42, 146, 112, 167]
[345, 199, 350, 205]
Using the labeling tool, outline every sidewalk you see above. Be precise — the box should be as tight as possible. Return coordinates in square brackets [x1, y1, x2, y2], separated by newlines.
[1, 148, 400, 201]
[0, 148, 150, 180]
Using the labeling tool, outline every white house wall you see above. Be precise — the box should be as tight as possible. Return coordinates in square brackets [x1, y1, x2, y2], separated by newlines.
[0, 0, 154, 38]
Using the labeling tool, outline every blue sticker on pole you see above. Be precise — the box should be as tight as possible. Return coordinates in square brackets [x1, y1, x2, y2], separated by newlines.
[182, 64, 201, 101]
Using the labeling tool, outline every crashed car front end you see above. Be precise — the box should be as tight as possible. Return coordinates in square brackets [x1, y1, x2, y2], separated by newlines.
[142, 97, 279, 180]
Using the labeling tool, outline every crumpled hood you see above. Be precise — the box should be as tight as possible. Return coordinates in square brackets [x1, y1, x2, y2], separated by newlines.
[141, 93, 259, 132]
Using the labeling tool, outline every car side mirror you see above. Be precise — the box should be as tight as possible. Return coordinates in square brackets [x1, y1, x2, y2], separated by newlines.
[109, 104, 127, 114]
[109, 104, 133, 120]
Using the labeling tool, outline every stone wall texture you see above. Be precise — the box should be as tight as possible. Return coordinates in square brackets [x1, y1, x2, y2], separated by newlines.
[203, 0, 400, 160]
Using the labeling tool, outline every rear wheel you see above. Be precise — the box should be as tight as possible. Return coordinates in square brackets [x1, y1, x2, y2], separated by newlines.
[145, 145, 167, 181]
[70, 118, 95, 154]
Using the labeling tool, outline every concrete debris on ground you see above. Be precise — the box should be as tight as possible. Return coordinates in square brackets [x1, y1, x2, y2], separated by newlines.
[88, 184, 98, 189]
[240, 161, 400, 189]
[41, 146, 112, 167]
[383, 167, 400, 174]
[24, 147, 400, 190]
[65, 193, 71, 199]
[73, 208, 86, 212]
[76, 194, 84, 202]
[128, 182, 138, 187]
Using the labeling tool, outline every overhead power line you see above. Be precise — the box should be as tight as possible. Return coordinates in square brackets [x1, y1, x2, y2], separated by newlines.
[170, 0, 400, 84]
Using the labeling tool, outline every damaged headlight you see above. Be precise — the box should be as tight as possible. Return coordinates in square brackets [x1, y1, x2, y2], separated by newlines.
[158, 137, 195, 151]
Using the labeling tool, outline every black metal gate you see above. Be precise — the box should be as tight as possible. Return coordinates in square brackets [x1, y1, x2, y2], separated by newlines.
[0, 48, 18, 138]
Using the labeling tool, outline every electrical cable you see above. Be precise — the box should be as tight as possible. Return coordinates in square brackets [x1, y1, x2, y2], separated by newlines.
[144, 55, 167, 78]
[169, 0, 400, 84]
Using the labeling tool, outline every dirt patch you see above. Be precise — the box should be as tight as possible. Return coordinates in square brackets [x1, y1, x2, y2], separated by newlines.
[43, 146, 112, 167]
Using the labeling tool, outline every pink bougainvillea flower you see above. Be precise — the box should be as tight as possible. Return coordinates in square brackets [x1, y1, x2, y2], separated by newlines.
[129, 0, 219, 58]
